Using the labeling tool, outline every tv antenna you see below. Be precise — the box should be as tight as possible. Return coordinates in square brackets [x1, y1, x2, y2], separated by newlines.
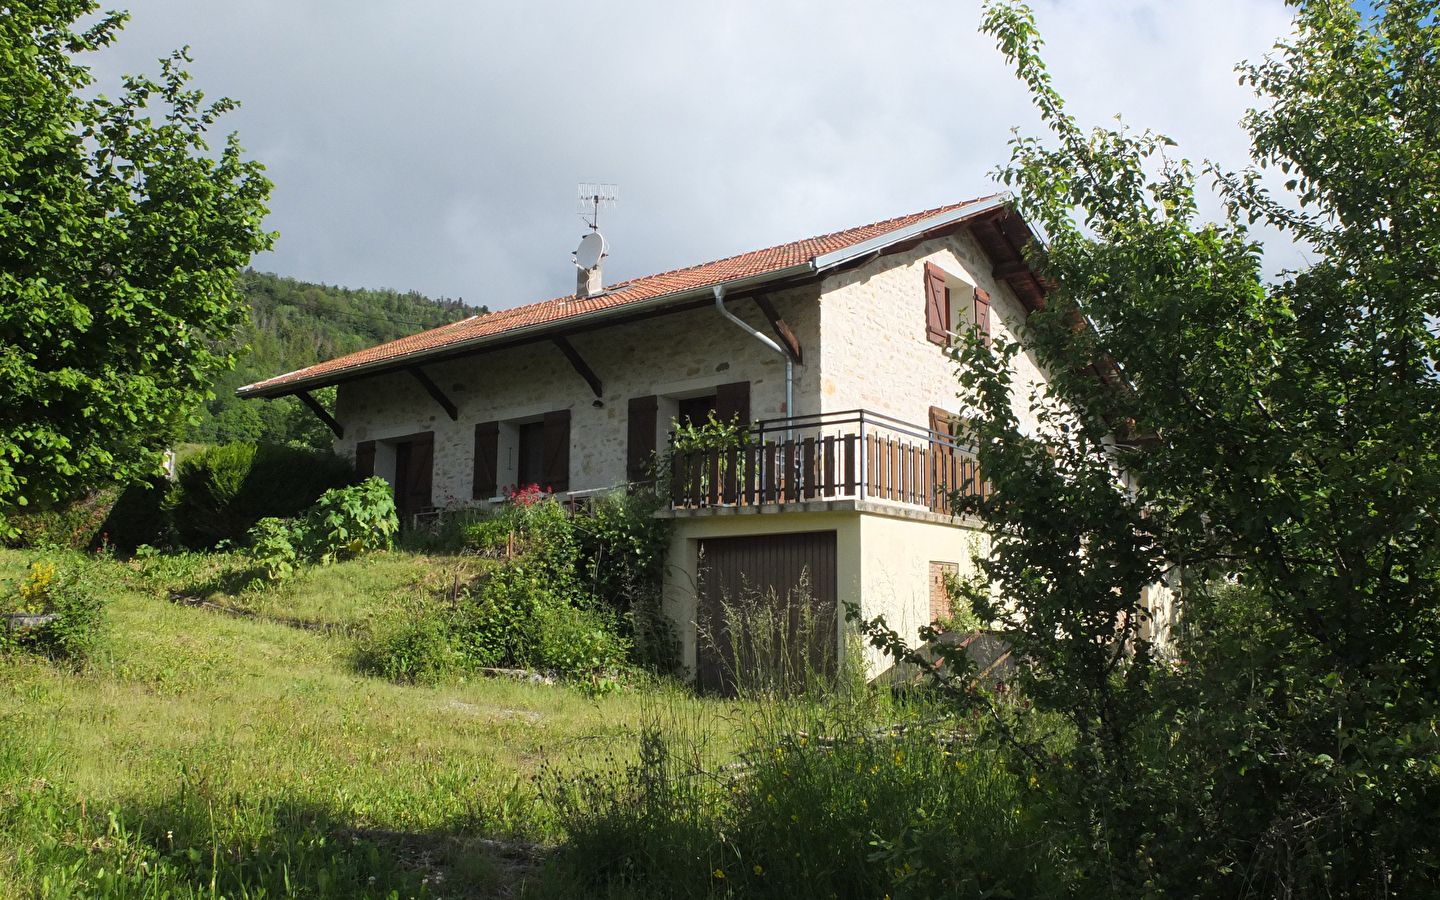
[577, 182, 618, 232]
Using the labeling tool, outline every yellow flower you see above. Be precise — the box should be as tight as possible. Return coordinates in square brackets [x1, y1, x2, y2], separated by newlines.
[753, 865, 764, 876]
[714, 869, 725, 879]
[791, 814, 798, 822]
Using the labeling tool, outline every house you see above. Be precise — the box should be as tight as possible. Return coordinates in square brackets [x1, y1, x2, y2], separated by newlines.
[237, 194, 1054, 682]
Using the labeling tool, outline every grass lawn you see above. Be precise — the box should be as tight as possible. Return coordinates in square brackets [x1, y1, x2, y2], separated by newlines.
[0, 548, 743, 899]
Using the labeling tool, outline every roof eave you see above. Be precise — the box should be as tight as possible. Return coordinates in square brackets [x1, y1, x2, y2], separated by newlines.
[811, 194, 1010, 272]
[236, 260, 818, 399]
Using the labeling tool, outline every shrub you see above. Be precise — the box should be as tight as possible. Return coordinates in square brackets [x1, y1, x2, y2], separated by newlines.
[243, 478, 399, 583]
[169, 442, 353, 548]
[370, 610, 456, 683]
[300, 477, 399, 562]
[4, 487, 119, 550]
[0, 558, 107, 664]
[96, 477, 171, 552]
[247, 517, 299, 583]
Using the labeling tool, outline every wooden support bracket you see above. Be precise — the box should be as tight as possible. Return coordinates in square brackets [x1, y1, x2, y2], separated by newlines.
[753, 294, 803, 364]
[552, 336, 604, 398]
[296, 391, 343, 438]
[408, 366, 458, 420]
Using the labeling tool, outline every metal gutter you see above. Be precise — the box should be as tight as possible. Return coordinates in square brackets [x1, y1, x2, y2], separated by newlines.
[811, 195, 1009, 273]
[236, 261, 817, 399]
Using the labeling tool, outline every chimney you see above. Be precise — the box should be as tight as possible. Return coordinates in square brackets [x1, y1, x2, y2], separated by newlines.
[576, 263, 602, 298]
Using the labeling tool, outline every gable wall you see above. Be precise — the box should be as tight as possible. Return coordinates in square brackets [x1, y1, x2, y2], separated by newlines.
[817, 227, 1048, 436]
[331, 283, 821, 505]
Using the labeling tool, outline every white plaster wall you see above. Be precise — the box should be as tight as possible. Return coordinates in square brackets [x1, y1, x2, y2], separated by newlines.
[660, 506, 989, 680]
[856, 513, 989, 676]
[332, 284, 821, 505]
[817, 228, 1050, 437]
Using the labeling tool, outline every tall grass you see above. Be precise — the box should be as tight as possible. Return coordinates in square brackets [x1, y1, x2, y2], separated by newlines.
[542, 689, 1064, 900]
[698, 574, 851, 699]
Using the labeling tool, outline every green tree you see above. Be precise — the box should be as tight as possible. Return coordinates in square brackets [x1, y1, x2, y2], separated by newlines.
[0, 0, 273, 533]
[896, 1, 1440, 894]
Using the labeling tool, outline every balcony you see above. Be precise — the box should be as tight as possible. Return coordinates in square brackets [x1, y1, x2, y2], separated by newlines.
[668, 409, 989, 516]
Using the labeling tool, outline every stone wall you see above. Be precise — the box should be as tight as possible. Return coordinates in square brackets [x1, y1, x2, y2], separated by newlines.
[331, 283, 821, 505]
[817, 229, 1050, 437]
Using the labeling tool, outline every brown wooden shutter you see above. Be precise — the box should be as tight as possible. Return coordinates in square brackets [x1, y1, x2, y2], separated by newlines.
[354, 441, 376, 478]
[929, 405, 953, 438]
[929, 561, 959, 623]
[473, 421, 499, 499]
[924, 262, 949, 345]
[714, 381, 751, 427]
[627, 396, 658, 483]
[542, 409, 571, 493]
[408, 432, 434, 512]
[973, 287, 992, 346]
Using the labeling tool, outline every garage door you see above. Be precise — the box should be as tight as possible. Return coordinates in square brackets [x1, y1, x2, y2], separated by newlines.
[696, 530, 838, 694]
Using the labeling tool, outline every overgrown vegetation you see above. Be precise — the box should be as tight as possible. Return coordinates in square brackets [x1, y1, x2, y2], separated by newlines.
[0, 555, 105, 663]
[366, 486, 671, 684]
[170, 442, 356, 549]
[869, 0, 1440, 895]
[0, 545, 750, 900]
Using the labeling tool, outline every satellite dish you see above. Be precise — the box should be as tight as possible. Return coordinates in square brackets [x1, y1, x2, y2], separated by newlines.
[575, 231, 606, 270]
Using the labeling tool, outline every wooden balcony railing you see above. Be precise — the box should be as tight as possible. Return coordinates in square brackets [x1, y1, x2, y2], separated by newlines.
[668, 409, 989, 515]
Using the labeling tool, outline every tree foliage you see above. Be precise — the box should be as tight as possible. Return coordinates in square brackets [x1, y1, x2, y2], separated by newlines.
[0, 0, 273, 529]
[925, 0, 1440, 894]
[190, 271, 479, 448]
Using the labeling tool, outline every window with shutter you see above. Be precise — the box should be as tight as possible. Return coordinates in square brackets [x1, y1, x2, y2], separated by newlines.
[541, 409, 571, 493]
[973, 287, 992, 347]
[627, 396, 658, 483]
[924, 262, 949, 345]
[473, 422, 499, 499]
[406, 432, 434, 515]
[929, 561, 959, 623]
[928, 406, 953, 438]
[714, 381, 751, 427]
[354, 441, 376, 478]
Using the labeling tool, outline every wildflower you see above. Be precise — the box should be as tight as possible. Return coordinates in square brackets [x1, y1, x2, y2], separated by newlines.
[714, 869, 725, 879]
[791, 814, 798, 822]
[753, 866, 764, 876]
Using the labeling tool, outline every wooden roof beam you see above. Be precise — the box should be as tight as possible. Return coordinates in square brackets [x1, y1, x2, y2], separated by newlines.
[295, 391, 343, 438]
[408, 366, 458, 420]
[752, 294, 803, 364]
[552, 335, 604, 398]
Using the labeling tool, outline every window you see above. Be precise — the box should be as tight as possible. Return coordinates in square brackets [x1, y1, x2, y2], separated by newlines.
[517, 420, 545, 487]
[677, 394, 717, 428]
[929, 561, 959, 624]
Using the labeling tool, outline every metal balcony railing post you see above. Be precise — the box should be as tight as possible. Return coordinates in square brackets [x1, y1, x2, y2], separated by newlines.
[858, 411, 867, 501]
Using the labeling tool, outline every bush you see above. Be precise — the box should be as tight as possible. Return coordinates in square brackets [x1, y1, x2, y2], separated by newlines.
[366, 492, 638, 681]
[169, 442, 353, 548]
[0, 558, 107, 664]
[96, 477, 171, 552]
[244, 479, 399, 583]
[4, 487, 119, 550]
[300, 477, 399, 562]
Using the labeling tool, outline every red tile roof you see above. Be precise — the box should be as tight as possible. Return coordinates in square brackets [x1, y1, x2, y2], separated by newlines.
[239, 195, 1004, 397]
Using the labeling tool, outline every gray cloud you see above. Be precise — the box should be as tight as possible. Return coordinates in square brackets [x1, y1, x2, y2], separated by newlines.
[83, 0, 1297, 309]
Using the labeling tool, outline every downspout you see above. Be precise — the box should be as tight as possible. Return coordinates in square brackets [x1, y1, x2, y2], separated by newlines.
[714, 284, 794, 441]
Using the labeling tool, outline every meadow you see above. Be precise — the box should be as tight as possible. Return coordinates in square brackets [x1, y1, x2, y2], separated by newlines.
[0, 547, 754, 899]
[0, 544, 1055, 900]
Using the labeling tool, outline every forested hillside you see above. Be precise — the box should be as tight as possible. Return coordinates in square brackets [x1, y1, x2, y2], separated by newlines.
[189, 271, 483, 447]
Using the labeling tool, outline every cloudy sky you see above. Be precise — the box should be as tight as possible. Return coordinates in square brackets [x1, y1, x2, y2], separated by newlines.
[83, 1, 1301, 311]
